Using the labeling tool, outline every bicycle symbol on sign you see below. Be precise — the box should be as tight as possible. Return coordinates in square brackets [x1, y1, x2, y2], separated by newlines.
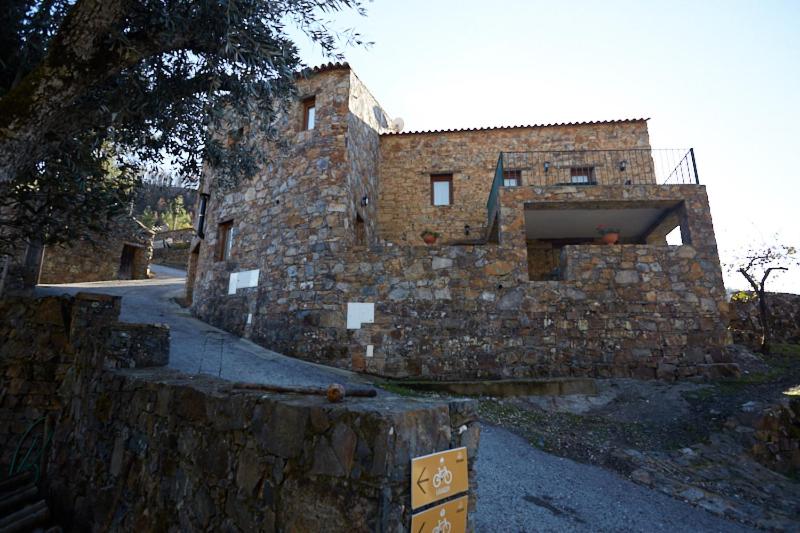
[431, 508, 452, 533]
[432, 457, 453, 488]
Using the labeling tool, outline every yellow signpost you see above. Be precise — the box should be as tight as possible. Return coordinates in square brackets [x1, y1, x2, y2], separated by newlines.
[411, 446, 469, 510]
[410, 495, 468, 533]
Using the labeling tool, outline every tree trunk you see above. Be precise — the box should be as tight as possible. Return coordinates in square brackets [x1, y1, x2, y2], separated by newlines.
[756, 288, 772, 354]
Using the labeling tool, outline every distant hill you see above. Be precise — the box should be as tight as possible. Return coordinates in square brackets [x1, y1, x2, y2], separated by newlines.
[132, 173, 198, 231]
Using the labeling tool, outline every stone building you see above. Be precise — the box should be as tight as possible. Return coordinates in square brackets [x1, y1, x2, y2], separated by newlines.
[190, 62, 731, 380]
[38, 215, 154, 284]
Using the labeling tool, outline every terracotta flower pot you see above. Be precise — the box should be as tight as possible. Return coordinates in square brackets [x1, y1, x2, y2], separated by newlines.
[422, 234, 437, 245]
[601, 232, 620, 245]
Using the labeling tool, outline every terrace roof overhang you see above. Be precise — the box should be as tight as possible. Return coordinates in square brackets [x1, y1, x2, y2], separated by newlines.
[523, 200, 682, 241]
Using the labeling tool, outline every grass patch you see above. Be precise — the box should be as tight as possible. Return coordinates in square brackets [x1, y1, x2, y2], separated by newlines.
[377, 382, 427, 397]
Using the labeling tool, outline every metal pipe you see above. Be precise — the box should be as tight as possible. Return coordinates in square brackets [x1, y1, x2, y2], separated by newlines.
[690, 148, 699, 184]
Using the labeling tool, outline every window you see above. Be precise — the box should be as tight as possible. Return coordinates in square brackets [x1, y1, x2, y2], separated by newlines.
[570, 167, 595, 184]
[430, 174, 453, 206]
[503, 169, 521, 187]
[302, 97, 316, 130]
[217, 221, 235, 261]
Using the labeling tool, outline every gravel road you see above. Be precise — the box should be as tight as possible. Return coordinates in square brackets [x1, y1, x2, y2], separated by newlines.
[476, 424, 755, 532]
[38, 268, 757, 532]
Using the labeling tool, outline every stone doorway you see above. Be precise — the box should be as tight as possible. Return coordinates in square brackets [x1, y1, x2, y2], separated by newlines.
[118, 244, 138, 280]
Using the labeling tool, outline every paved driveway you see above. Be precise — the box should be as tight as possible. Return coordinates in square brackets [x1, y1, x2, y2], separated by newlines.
[37, 264, 375, 390]
[37, 267, 755, 532]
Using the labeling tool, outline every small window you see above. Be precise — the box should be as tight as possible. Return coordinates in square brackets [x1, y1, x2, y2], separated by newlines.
[503, 169, 521, 187]
[431, 174, 453, 206]
[302, 97, 316, 130]
[570, 167, 595, 184]
[217, 220, 235, 261]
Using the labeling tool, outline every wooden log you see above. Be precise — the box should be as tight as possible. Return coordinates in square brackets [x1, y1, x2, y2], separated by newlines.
[0, 484, 37, 516]
[220, 381, 377, 399]
[0, 504, 50, 533]
[0, 472, 34, 496]
[0, 499, 48, 530]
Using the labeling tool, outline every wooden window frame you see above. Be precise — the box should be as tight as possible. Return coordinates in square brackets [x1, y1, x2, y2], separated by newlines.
[430, 174, 453, 206]
[217, 220, 234, 261]
[302, 96, 316, 130]
[570, 166, 596, 184]
[502, 169, 522, 187]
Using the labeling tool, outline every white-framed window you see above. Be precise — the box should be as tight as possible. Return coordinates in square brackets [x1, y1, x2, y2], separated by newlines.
[431, 174, 453, 206]
[302, 96, 316, 130]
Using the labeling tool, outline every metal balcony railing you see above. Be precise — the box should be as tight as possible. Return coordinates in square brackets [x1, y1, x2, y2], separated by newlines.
[486, 148, 699, 227]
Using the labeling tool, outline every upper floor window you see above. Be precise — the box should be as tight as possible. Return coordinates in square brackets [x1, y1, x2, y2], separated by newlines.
[217, 220, 235, 261]
[503, 169, 521, 187]
[570, 167, 595, 184]
[431, 174, 453, 206]
[302, 96, 316, 130]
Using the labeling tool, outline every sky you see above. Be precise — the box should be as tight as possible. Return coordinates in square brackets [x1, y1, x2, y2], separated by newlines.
[288, 0, 800, 293]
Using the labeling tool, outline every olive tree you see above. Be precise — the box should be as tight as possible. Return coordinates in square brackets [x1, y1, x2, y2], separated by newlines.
[0, 0, 367, 252]
[730, 243, 799, 353]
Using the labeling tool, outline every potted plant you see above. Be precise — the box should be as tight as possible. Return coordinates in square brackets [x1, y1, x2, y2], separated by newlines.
[596, 225, 621, 245]
[420, 229, 440, 245]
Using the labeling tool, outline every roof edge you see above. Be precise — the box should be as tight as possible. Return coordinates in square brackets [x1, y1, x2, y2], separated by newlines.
[295, 62, 351, 78]
[381, 118, 650, 136]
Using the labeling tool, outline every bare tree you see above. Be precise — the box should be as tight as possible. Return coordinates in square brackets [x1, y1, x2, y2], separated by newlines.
[731, 244, 798, 353]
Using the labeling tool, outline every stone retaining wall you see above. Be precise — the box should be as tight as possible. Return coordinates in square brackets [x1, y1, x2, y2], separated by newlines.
[0, 293, 167, 471]
[0, 294, 479, 531]
[50, 369, 478, 532]
[729, 292, 800, 350]
[746, 397, 800, 476]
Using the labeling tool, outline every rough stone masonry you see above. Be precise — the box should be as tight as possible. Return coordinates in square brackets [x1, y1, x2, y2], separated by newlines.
[190, 62, 731, 381]
[0, 293, 480, 531]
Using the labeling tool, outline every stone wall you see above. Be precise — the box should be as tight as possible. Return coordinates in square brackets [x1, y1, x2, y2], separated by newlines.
[152, 228, 194, 269]
[0, 293, 480, 531]
[746, 397, 800, 476]
[378, 120, 651, 244]
[192, 64, 728, 382]
[0, 293, 167, 472]
[729, 292, 800, 349]
[38, 216, 154, 283]
[50, 370, 478, 532]
[193, 182, 730, 380]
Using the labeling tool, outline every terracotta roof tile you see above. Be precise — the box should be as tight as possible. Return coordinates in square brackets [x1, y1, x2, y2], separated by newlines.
[381, 118, 649, 136]
[296, 62, 350, 77]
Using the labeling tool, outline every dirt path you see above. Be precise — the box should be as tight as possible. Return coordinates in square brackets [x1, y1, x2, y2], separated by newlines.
[477, 424, 755, 532]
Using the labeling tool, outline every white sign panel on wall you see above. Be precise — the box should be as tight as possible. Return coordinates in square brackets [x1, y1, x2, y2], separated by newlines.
[228, 269, 260, 295]
[346, 302, 374, 329]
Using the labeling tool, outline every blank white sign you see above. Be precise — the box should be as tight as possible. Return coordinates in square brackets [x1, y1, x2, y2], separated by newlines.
[228, 269, 260, 295]
[347, 302, 374, 329]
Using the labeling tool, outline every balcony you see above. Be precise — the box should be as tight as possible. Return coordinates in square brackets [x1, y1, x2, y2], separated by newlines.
[486, 148, 699, 226]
